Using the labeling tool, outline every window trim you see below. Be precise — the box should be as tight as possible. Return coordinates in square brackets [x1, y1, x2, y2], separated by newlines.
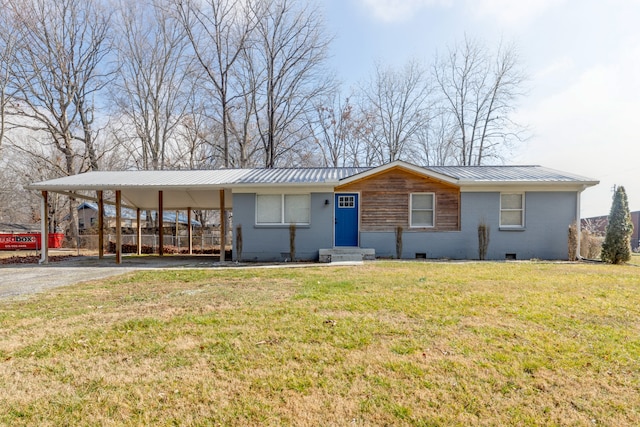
[337, 194, 356, 209]
[255, 193, 311, 225]
[410, 192, 435, 228]
[500, 192, 525, 228]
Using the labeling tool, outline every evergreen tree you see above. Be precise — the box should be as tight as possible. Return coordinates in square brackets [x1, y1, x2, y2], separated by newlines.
[601, 186, 633, 264]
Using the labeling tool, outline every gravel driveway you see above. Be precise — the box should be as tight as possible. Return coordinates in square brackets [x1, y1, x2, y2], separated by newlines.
[0, 255, 358, 301]
[0, 255, 218, 300]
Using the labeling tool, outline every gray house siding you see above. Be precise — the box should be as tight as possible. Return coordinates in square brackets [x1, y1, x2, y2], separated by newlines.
[232, 192, 334, 261]
[234, 190, 577, 262]
[361, 191, 577, 260]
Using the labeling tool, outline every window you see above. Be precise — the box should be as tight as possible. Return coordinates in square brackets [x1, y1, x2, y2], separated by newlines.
[256, 195, 281, 224]
[500, 193, 524, 227]
[284, 194, 310, 223]
[410, 193, 435, 227]
[338, 195, 355, 208]
[256, 194, 310, 225]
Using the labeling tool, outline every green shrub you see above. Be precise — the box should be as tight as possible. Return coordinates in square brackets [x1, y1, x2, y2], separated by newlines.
[601, 186, 633, 264]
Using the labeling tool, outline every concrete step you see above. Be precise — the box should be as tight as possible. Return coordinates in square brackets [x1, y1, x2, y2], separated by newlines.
[319, 247, 375, 263]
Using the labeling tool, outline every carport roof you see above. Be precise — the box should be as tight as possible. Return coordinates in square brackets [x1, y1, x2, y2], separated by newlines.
[28, 169, 253, 190]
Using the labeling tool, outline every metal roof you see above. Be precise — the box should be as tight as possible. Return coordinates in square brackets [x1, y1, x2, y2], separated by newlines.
[234, 167, 368, 184]
[28, 164, 597, 190]
[426, 165, 598, 183]
[26, 163, 598, 210]
[28, 169, 253, 190]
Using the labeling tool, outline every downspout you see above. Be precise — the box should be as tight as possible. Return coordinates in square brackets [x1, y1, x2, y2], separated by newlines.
[576, 188, 583, 260]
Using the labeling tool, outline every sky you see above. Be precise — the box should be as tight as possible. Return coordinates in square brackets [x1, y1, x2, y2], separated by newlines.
[321, 0, 640, 218]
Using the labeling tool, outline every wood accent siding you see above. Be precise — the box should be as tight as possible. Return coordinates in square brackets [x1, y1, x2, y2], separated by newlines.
[336, 167, 460, 232]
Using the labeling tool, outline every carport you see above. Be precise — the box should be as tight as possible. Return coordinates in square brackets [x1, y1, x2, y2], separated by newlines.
[28, 170, 251, 264]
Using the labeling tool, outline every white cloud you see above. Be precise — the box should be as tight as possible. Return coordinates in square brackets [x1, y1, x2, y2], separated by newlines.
[533, 57, 574, 81]
[466, 0, 566, 27]
[358, 0, 452, 23]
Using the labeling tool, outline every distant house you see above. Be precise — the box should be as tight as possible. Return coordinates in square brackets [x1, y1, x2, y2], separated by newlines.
[29, 160, 599, 262]
[582, 211, 640, 250]
[77, 202, 201, 233]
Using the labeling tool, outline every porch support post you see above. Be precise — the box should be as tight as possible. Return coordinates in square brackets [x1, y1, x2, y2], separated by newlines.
[219, 189, 226, 262]
[175, 210, 179, 249]
[187, 208, 193, 255]
[115, 190, 122, 264]
[97, 190, 104, 259]
[158, 191, 164, 256]
[136, 208, 142, 255]
[39, 191, 49, 264]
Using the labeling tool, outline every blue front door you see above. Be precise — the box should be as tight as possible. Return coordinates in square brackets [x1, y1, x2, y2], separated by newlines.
[334, 193, 359, 246]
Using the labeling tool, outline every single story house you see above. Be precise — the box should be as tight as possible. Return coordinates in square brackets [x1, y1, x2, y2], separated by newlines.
[28, 161, 598, 263]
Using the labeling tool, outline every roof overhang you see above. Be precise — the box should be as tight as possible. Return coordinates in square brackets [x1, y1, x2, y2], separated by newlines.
[336, 160, 459, 187]
[459, 181, 600, 192]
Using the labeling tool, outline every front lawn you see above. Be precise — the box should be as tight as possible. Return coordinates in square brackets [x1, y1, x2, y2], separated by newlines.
[1, 261, 639, 426]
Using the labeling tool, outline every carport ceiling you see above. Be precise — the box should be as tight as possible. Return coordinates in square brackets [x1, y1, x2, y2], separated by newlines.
[118, 188, 232, 210]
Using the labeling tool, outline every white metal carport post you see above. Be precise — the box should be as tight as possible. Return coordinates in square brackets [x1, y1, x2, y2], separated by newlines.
[39, 191, 49, 264]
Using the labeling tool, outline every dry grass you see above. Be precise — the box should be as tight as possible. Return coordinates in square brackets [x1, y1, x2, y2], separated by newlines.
[0, 249, 97, 260]
[1, 261, 640, 426]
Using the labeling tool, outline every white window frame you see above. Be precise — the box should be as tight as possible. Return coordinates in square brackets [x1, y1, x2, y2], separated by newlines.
[256, 194, 310, 225]
[337, 194, 356, 208]
[500, 193, 525, 228]
[410, 193, 435, 228]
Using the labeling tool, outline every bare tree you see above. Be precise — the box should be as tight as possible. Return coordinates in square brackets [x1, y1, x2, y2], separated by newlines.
[174, 0, 254, 168]
[2, 136, 75, 232]
[360, 60, 433, 166]
[174, 97, 218, 170]
[5, 0, 113, 244]
[112, 0, 194, 171]
[0, 2, 21, 153]
[433, 36, 526, 165]
[248, 0, 333, 168]
[6, 0, 112, 174]
[312, 93, 369, 167]
[226, 52, 263, 167]
[414, 108, 457, 166]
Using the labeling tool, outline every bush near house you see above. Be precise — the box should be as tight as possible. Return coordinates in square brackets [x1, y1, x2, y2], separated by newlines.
[601, 186, 633, 264]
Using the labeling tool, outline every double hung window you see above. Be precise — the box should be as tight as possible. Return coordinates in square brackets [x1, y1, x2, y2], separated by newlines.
[256, 194, 310, 225]
[410, 193, 435, 227]
[500, 193, 524, 227]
